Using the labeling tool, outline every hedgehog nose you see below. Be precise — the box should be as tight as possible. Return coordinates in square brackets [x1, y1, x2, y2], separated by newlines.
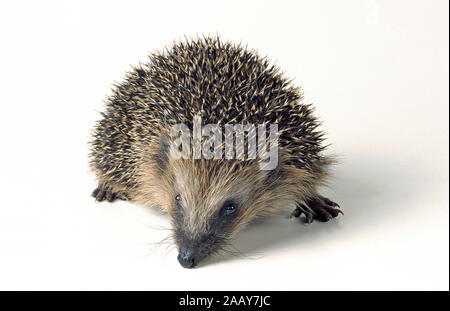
[177, 247, 198, 268]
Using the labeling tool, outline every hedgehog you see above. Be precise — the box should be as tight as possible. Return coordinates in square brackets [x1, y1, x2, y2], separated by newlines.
[89, 36, 342, 268]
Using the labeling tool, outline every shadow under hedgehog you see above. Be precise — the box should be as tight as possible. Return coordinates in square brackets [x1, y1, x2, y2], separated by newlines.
[89, 36, 342, 268]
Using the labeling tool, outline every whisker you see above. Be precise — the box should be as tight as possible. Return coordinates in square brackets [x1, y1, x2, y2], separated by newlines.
[140, 232, 175, 255]
[138, 220, 172, 231]
[227, 244, 264, 260]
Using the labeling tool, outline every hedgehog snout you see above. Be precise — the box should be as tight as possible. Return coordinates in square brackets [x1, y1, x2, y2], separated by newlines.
[175, 232, 223, 268]
[177, 246, 198, 269]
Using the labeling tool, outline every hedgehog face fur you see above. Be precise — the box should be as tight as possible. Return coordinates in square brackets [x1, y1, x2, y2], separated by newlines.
[90, 36, 342, 268]
[169, 159, 268, 268]
[137, 140, 298, 268]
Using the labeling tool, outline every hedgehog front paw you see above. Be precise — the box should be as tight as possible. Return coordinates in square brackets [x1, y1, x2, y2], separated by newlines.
[292, 196, 343, 223]
[91, 186, 129, 202]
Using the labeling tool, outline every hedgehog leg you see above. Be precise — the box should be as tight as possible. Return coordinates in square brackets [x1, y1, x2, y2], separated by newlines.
[91, 184, 129, 202]
[292, 196, 342, 223]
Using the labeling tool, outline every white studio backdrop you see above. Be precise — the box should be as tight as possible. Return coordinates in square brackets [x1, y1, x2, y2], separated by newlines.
[0, 0, 448, 290]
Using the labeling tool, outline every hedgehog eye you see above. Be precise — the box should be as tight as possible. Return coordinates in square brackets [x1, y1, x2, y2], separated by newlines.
[175, 194, 181, 202]
[224, 203, 236, 216]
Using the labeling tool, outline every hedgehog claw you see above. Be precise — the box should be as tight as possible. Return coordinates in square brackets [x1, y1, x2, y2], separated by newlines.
[92, 186, 128, 203]
[290, 207, 302, 218]
[304, 213, 314, 224]
[293, 196, 342, 223]
[94, 189, 107, 201]
[105, 192, 116, 202]
[91, 188, 100, 198]
[322, 197, 340, 208]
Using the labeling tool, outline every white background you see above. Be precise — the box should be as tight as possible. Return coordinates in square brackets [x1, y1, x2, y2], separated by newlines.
[0, 0, 448, 290]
